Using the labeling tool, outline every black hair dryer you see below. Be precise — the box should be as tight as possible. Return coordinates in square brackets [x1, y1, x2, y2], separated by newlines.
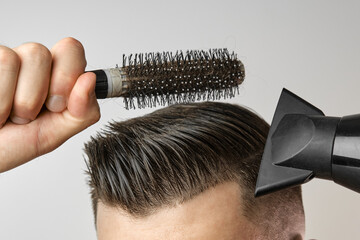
[255, 89, 360, 197]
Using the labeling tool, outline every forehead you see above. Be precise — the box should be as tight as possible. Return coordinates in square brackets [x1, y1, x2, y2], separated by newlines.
[96, 182, 257, 240]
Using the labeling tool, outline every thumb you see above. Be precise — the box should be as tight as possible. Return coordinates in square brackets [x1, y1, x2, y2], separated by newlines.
[35, 72, 100, 157]
[67, 72, 100, 123]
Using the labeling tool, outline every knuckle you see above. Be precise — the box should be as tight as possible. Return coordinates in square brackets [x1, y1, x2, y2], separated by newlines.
[60, 37, 85, 54]
[0, 46, 20, 69]
[19, 43, 52, 62]
[52, 37, 87, 71]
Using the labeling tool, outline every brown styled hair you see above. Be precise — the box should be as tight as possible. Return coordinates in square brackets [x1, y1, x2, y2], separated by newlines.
[85, 102, 303, 235]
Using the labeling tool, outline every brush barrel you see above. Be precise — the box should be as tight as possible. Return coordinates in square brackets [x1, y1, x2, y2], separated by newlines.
[332, 114, 360, 193]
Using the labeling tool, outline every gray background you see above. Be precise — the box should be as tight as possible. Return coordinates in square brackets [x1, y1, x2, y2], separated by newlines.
[1, 0, 359, 239]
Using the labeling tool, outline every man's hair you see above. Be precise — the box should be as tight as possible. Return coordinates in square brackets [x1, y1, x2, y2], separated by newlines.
[85, 102, 304, 235]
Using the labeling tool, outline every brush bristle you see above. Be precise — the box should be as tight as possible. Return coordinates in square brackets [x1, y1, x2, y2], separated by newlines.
[121, 49, 245, 109]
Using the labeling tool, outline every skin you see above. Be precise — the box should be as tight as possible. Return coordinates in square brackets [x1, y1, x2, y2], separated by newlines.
[97, 182, 304, 240]
[0, 37, 100, 173]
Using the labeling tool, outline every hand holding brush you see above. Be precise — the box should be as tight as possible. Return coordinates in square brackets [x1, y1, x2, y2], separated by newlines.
[0, 38, 100, 172]
[0, 37, 244, 173]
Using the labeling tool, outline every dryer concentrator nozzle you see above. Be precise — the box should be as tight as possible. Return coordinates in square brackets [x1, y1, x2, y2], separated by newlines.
[255, 89, 360, 197]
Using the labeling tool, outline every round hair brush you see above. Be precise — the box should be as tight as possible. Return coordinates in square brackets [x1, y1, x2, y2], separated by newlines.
[91, 49, 245, 109]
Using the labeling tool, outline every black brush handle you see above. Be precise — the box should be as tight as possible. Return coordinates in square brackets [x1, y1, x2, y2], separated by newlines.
[91, 70, 108, 99]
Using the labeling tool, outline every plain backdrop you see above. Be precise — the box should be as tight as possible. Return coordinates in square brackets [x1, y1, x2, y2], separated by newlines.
[0, 1, 359, 239]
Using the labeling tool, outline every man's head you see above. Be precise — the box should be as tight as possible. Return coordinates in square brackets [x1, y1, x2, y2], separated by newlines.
[85, 102, 305, 240]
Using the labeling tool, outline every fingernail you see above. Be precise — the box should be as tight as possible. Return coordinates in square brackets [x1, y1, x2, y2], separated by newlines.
[11, 116, 30, 125]
[47, 95, 66, 112]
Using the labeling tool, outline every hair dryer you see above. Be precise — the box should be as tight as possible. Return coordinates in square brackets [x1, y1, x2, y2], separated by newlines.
[255, 88, 360, 197]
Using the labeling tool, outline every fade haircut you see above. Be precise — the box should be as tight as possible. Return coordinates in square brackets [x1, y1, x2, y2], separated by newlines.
[85, 102, 304, 234]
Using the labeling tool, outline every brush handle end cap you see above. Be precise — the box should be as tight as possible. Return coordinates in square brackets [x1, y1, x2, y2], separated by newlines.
[92, 70, 108, 99]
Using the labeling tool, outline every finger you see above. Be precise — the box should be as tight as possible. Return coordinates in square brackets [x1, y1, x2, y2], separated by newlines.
[0, 46, 20, 127]
[46, 37, 87, 113]
[0, 73, 99, 173]
[67, 72, 100, 122]
[34, 72, 100, 157]
[11, 43, 52, 124]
